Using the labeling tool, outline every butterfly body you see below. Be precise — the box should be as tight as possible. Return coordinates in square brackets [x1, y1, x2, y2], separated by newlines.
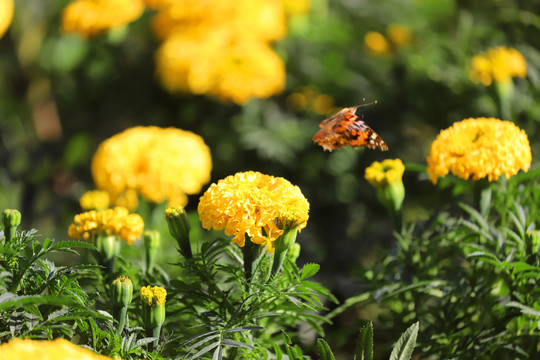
[312, 104, 388, 152]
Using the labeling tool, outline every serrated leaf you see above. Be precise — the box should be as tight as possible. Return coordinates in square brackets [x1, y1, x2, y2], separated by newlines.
[185, 334, 220, 354]
[317, 339, 335, 360]
[389, 322, 419, 360]
[190, 341, 220, 359]
[300, 263, 320, 280]
[51, 240, 97, 252]
[354, 322, 373, 360]
[0, 295, 80, 312]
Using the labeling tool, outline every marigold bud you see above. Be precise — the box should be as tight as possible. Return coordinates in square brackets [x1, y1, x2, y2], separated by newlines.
[165, 206, 192, 258]
[140, 285, 167, 349]
[2, 209, 21, 243]
[111, 275, 133, 334]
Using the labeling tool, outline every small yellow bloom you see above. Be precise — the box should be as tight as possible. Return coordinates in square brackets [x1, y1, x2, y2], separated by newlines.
[0, 0, 14, 38]
[0, 338, 113, 360]
[91, 126, 212, 207]
[426, 117, 531, 184]
[469, 46, 526, 86]
[198, 171, 309, 252]
[365, 159, 405, 188]
[364, 31, 390, 56]
[61, 0, 144, 38]
[140, 285, 167, 306]
[68, 206, 144, 244]
[386, 24, 412, 47]
[80, 189, 110, 211]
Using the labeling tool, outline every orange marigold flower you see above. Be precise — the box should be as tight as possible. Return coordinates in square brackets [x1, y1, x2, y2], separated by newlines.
[426, 117, 531, 184]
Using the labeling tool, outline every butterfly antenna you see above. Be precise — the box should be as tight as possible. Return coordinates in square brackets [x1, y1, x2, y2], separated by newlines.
[354, 99, 378, 109]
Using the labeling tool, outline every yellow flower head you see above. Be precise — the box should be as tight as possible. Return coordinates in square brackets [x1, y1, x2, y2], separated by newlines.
[198, 171, 309, 251]
[0, 338, 113, 360]
[364, 31, 390, 56]
[386, 24, 412, 47]
[426, 117, 531, 184]
[68, 206, 144, 244]
[155, 33, 285, 105]
[61, 0, 144, 38]
[80, 189, 110, 211]
[365, 159, 405, 188]
[140, 285, 167, 306]
[0, 0, 14, 39]
[469, 46, 527, 86]
[91, 126, 212, 207]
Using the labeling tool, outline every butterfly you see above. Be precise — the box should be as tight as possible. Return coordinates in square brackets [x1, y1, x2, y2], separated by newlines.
[312, 101, 388, 152]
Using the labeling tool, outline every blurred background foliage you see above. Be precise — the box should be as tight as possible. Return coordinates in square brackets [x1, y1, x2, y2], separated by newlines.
[1, 0, 540, 351]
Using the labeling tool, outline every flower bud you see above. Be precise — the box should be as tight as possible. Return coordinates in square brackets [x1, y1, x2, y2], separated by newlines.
[111, 275, 133, 334]
[96, 234, 121, 262]
[2, 209, 21, 243]
[144, 230, 160, 273]
[165, 206, 192, 258]
[140, 285, 167, 349]
[271, 228, 298, 278]
[287, 242, 301, 263]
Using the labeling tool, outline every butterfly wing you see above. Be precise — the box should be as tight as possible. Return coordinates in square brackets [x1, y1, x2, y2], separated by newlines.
[313, 106, 388, 151]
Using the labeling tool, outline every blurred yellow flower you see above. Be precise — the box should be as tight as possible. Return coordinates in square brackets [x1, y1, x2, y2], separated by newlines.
[281, 0, 311, 16]
[156, 34, 285, 105]
[365, 159, 405, 188]
[386, 24, 412, 47]
[426, 117, 531, 184]
[80, 189, 110, 211]
[469, 46, 526, 86]
[151, 0, 286, 42]
[68, 206, 144, 244]
[0, 0, 13, 38]
[0, 338, 113, 360]
[198, 171, 309, 252]
[62, 0, 144, 38]
[140, 285, 167, 306]
[91, 126, 212, 206]
[364, 31, 390, 56]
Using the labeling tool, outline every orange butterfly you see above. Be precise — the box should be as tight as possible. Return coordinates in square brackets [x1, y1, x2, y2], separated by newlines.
[312, 101, 388, 152]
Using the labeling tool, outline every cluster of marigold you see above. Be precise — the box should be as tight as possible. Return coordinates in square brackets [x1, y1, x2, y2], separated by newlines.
[59, 0, 310, 105]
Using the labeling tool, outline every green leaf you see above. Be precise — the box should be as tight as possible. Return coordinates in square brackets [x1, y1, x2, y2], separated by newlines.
[50, 240, 97, 252]
[0, 294, 81, 312]
[273, 343, 283, 360]
[317, 339, 335, 360]
[354, 322, 373, 360]
[389, 322, 419, 360]
[190, 341, 220, 359]
[221, 339, 253, 349]
[300, 263, 320, 280]
[224, 326, 264, 333]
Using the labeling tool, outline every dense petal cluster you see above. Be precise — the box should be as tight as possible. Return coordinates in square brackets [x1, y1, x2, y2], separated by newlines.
[426, 118, 531, 184]
[91, 126, 212, 207]
[140, 285, 167, 306]
[365, 159, 405, 188]
[0, 0, 13, 38]
[68, 206, 144, 244]
[198, 171, 309, 251]
[152, 0, 297, 104]
[0, 338, 113, 360]
[62, 0, 144, 37]
[469, 46, 527, 86]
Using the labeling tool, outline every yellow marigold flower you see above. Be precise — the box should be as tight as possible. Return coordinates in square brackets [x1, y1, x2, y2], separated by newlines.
[140, 285, 167, 306]
[61, 0, 144, 38]
[198, 171, 309, 252]
[364, 31, 390, 56]
[111, 188, 139, 211]
[0, 0, 14, 38]
[80, 189, 110, 211]
[0, 338, 113, 360]
[426, 117, 531, 184]
[386, 24, 412, 47]
[469, 46, 526, 86]
[281, 0, 311, 17]
[365, 159, 405, 188]
[151, 0, 286, 42]
[156, 32, 285, 105]
[91, 126, 211, 206]
[68, 206, 144, 244]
